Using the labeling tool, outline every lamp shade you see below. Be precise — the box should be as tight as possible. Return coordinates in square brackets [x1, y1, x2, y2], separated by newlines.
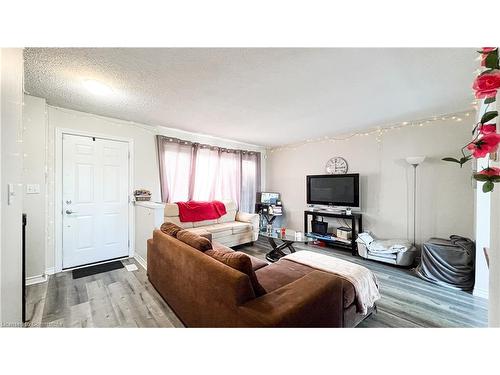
[405, 156, 426, 166]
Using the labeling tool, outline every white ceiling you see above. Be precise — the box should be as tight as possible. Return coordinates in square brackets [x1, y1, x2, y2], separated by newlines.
[24, 48, 476, 147]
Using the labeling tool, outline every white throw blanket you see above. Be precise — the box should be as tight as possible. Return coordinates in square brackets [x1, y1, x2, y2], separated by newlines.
[283, 251, 381, 315]
[369, 239, 411, 254]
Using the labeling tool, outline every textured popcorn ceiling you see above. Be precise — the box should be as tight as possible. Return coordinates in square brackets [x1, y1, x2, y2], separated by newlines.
[24, 48, 476, 147]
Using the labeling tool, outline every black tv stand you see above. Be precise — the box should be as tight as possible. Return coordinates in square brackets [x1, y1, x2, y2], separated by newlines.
[304, 210, 362, 256]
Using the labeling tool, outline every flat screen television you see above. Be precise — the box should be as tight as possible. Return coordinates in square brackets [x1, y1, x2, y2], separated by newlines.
[306, 174, 360, 207]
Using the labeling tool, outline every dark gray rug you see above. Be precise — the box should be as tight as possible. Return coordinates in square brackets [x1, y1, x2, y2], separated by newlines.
[72, 260, 124, 279]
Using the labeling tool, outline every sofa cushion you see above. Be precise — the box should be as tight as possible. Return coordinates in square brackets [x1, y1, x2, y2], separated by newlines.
[255, 258, 356, 308]
[215, 232, 255, 248]
[211, 231, 233, 240]
[205, 223, 235, 233]
[164, 217, 194, 229]
[221, 200, 237, 211]
[211, 242, 268, 271]
[205, 249, 266, 296]
[164, 203, 179, 217]
[160, 222, 183, 237]
[231, 221, 252, 234]
[247, 256, 268, 272]
[217, 209, 237, 224]
[176, 229, 213, 252]
[250, 258, 267, 271]
[203, 223, 234, 239]
[193, 219, 218, 227]
[215, 200, 236, 223]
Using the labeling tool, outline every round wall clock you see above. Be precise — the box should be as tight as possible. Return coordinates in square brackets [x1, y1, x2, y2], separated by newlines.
[325, 157, 348, 174]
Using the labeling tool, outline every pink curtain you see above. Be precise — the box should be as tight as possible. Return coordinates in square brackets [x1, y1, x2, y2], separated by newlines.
[157, 137, 197, 202]
[192, 147, 241, 204]
[240, 151, 261, 212]
[157, 135, 261, 211]
[191, 146, 222, 201]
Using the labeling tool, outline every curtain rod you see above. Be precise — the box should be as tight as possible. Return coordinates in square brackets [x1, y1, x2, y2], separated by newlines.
[156, 134, 261, 155]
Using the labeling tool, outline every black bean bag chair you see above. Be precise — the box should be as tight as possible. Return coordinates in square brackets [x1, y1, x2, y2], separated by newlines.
[415, 236, 475, 291]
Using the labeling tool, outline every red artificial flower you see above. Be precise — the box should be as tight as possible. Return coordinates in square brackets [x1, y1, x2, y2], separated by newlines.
[474, 166, 500, 191]
[467, 133, 500, 158]
[482, 47, 496, 53]
[473, 70, 500, 99]
[479, 124, 497, 134]
[478, 166, 500, 176]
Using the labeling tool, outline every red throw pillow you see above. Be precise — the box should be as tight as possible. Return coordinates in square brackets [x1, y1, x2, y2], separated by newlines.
[205, 249, 266, 297]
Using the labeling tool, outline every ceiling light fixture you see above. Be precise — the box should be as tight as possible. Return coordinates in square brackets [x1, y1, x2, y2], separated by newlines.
[83, 79, 113, 96]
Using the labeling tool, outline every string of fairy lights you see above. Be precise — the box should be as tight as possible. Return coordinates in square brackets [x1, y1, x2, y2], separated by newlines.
[268, 108, 476, 153]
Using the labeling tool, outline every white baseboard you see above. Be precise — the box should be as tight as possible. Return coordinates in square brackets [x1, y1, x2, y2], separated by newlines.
[473, 287, 489, 299]
[26, 274, 48, 286]
[26, 266, 58, 286]
[134, 253, 147, 270]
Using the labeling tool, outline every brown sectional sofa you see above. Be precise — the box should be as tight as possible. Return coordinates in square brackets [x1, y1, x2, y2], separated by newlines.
[254, 258, 369, 328]
[147, 229, 371, 327]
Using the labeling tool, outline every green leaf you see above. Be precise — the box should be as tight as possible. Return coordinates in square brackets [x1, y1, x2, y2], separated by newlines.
[442, 157, 461, 164]
[483, 181, 494, 193]
[484, 50, 500, 69]
[459, 155, 472, 166]
[481, 111, 498, 124]
[485, 97, 496, 105]
[491, 176, 500, 183]
[474, 174, 489, 182]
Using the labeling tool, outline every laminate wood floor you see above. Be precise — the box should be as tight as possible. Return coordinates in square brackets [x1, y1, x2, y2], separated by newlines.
[26, 238, 488, 328]
[241, 238, 488, 328]
[25, 258, 183, 328]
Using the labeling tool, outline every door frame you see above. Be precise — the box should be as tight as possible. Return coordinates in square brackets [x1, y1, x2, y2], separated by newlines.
[54, 128, 135, 273]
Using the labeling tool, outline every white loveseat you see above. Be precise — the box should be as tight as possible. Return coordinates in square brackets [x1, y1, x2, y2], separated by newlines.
[163, 200, 259, 247]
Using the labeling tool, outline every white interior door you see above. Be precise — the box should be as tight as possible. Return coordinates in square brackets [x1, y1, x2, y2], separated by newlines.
[62, 134, 130, 269]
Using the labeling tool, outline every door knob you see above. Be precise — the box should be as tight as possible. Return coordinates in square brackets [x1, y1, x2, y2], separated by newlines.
[65, 209, 76, 215]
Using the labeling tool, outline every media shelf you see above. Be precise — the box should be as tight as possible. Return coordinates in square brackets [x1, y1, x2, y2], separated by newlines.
[303, 210, 362, 256]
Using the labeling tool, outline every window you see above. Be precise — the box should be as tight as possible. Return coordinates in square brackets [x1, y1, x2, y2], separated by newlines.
[157, 136, 261, 211]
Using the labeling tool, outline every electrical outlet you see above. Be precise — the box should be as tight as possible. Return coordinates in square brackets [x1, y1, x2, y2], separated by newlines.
[26, 184, 40, 194]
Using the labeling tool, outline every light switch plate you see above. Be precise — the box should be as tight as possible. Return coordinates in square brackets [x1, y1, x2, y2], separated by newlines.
[8, 184, 15, 205]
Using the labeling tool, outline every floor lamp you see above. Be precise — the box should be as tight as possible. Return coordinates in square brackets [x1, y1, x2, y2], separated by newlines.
[406, 156, 426, 246]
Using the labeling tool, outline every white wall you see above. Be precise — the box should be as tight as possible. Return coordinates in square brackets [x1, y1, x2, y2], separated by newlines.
[22, 96, 267, 276]
[0, 48, 24, 324]
[266, 115, 475, 245]
[22, 95, 47, 280]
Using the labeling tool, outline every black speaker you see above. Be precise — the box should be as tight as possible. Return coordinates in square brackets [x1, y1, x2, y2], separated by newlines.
[311, 219, 328, 235]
